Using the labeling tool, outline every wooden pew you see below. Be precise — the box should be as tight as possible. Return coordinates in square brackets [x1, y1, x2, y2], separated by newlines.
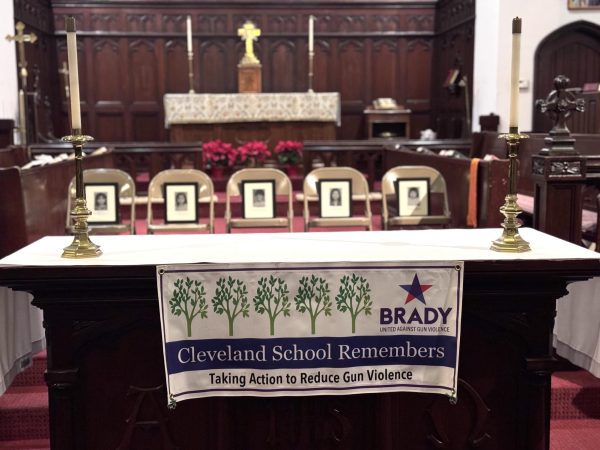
[0, 151, 114, 256]
[384, 147, 508, 228]
[30, 141, 203, 194]
[0, 167, 28, 258]
[0, 146, 30, 168]
[303, 139, 472, 190]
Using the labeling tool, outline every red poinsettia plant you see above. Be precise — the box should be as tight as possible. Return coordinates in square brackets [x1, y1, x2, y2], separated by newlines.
[274, 140, 303, 166]
[236, 141, 271, 165]
[202, 140, 236, 167]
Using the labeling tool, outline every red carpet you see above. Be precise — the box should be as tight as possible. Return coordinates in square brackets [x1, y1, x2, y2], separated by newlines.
[2, 352, 600, 448]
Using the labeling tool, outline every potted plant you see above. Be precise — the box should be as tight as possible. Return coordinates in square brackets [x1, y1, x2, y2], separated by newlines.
[202, 140, 235, 177]
[236, 141, 271, 168]
[274, 140, 303, 176]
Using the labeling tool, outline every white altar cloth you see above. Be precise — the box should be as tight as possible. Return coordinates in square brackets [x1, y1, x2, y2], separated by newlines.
[0, 287, 45, 395]
[163, 92, 341, 127]
[554, 278, 600, 378]
[0, 228, 597, 267]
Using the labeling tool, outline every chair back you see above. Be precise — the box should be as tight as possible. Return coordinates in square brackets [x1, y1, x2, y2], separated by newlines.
[381, 165, 450, 228]
[66, 168, 136, 234]
[225, 168, 293, 232]
[303, 166, 372, 231]
[146, 169, 214, 233]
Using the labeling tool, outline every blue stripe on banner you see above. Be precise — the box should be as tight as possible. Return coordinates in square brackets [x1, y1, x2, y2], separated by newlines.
[165, 335, 456, 374]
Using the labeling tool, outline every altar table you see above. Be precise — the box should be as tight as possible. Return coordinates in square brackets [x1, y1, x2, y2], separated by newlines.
[164, 92, 340, 145]
[0, 228, 598, 450]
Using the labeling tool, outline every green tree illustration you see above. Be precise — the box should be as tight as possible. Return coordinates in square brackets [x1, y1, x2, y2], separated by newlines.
[212, 276, 250, 336]
[169, 277, 208, 338]
[336, 274, 373, 334]
[294, 275, 332, 334]
[253, 275, 291, 336]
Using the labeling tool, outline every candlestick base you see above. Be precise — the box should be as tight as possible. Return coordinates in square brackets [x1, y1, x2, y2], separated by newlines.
[490, 194, 531, 252]
[61, 132, 101, 259]
[490, 131, 531, 253]
[62, 198, 102, 258]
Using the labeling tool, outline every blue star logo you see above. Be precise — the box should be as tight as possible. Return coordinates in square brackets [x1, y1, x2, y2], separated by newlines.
[400, 274, 433, 305]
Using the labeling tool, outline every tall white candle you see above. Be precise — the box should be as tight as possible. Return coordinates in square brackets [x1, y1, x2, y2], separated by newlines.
[509, 17, 521, 130]
[308, 15, 314, 53]
[187, 15, 193, 53]
[65, 17, 81, 131]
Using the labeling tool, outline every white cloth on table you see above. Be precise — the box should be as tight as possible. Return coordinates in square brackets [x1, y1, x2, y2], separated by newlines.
[0, 229, 597, 266]
[163, 92, 341, 127]
[554, 277, 600, 378]
[0, 286, 45, 395]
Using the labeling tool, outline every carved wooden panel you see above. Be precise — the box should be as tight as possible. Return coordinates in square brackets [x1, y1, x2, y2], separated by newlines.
[372, 39, 399, 101]
[338, 40, 366, 102]
[165, 40, 188, 94]
[269, 40, 296, 93]
[129, 39, 159, 102]
[96, 113, 125, 142]
[199, 41, 229, 93]
[93, 39, 122, 102]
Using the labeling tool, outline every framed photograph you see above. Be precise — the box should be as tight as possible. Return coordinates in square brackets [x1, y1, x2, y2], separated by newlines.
[395, 178, 430, 217]
[318, 179, 352, 218]
[164, 183, 198, 224]
[85, 183, 119, 225]
[242, 180, 276, 219]
[568, 0, 600, 9]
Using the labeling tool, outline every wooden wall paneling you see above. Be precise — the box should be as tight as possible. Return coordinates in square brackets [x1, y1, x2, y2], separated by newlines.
[269, 39, 296, 93]
[129, 38, 162, 141]
[49, 2, 438, 142]
[338, 39, 367, 139]
[165, 39, 188, 93]
[371, 39, 399, 104]
[431, 0, 475, 139]
[313, 39, 332, 94]
[92, 38, 124, 141]
[199, 41, 229, 93]
[405, 38, 433, 137]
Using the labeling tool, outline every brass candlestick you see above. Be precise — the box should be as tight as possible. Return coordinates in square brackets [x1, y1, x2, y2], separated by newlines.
[61, 130, 102, 258]
[490, 129, 531, 252]
[188, 51, 195, 94]
[308, 50, 314, 93]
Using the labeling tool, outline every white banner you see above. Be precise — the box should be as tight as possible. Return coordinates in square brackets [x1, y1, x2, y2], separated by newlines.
[157, 261, 463, 405]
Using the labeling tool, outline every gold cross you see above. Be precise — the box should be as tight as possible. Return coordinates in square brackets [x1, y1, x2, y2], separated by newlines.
[237, 21, 261, 65]
[58, 61, 70, 99]
[6, 21, 37, 90]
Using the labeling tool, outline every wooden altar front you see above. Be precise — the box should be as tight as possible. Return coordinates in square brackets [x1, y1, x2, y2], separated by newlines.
[0, 229, 599, 450]
[164, 93, 340, 146]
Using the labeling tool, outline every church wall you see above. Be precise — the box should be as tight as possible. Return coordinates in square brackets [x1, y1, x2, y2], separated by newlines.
[49, 0, 437, 141]
[0, 1, 19, 133]
[473, 0, 600, 133]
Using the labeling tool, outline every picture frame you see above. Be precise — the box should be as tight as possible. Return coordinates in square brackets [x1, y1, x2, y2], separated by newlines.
[164, 183, 198, 224]
[318, 179, 352, 218]
[241, 180, 276, 219]
[568, 0, 600, 9]
[395, 178, 430, 217]
[85, 183, 119, 225]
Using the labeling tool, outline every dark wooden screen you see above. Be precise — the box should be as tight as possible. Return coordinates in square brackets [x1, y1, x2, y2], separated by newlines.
[533, 20, 600, 133]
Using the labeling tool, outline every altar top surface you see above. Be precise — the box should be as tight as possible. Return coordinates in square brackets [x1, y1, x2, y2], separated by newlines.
[163, 92, 340, 127]
[0, 228, 598, 268]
